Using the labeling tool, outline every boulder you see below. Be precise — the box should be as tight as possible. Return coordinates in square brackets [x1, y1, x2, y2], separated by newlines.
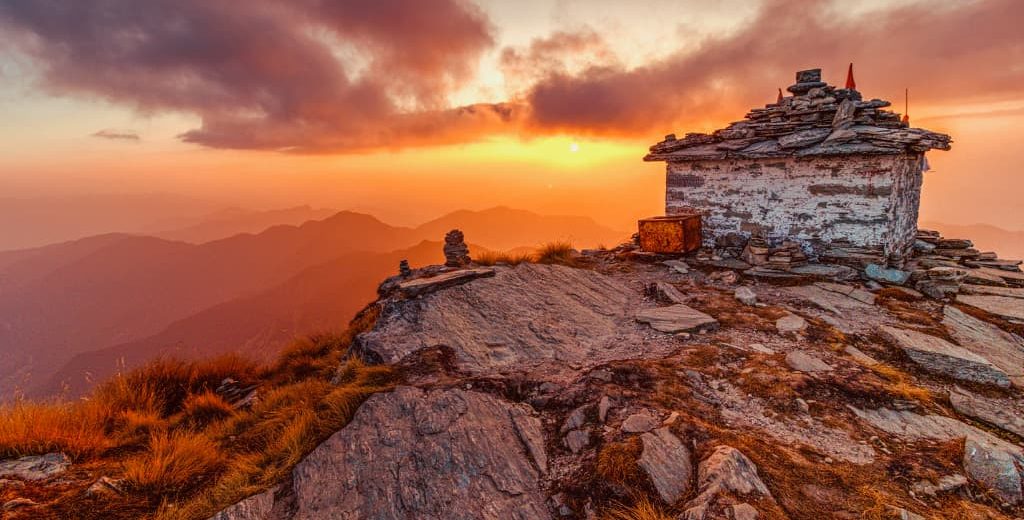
[0, 453, 69, 481]
[963, 437, 1022, 505]
[683, 445, 771, 516]
[638, 428, 693, 504]
[279, 387, 551, 519]
[878, 326, 1010, 387]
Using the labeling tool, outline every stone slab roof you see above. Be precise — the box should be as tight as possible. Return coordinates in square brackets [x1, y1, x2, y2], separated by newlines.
[644, 68, 952, 162]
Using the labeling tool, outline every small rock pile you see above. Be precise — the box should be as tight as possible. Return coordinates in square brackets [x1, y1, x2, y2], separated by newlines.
[645, 68, 951, 162]
[907, 229, 1023, 299]
[741, 238, 807, 270]
[443, 229, 471, 267]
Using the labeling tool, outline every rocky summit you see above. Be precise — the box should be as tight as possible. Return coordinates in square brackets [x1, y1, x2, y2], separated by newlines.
[191, 228, 1024, 520]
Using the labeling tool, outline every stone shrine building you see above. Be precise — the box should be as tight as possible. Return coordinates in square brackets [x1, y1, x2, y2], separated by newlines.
[644, 68, 951, 266]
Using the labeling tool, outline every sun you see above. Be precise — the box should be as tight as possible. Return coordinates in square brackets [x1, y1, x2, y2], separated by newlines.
[569, 142, 580, 153]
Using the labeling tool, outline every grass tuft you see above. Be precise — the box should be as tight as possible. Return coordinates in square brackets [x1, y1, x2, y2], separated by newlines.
[602, 496, 674, 520]
[597, 437, 643, 487]
[535, 241, 579, 267]
[0, 399, 110, 460]
[474, 250, 535, 266]
[124, 431, 226, 496]
[180, 391, 235, 428]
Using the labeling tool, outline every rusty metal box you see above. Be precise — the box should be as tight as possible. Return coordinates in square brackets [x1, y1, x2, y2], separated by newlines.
[638, 215, 702, 253]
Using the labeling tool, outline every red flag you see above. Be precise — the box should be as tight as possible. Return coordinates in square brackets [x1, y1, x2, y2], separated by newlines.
[777, 88, 783, 103]
[845, 63, 856, 90]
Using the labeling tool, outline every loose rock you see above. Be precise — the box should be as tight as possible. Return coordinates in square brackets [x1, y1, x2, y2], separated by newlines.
[638, 427, 693, 504]
[0, 453, 69, 481]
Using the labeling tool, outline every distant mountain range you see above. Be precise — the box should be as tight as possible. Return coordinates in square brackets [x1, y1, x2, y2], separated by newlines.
[149, 205, 339, 244]
[0, 207, 627, 398]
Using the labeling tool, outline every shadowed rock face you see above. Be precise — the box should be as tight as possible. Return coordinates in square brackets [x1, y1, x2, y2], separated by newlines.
[210, 386, 550, 520]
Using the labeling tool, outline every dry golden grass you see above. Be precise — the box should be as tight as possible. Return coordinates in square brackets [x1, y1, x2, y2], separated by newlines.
[474, 250, 534, 266]
[115, 408, 170, 447]
[869, 363, 933, 403]
[179, 391, 235, 428]
[94, 354, 262, 417]
[535, 241, 579, 267]
[602, 496, 674, 520]
[124, 431, 226, 496]
[0, 302, 396, 520]
[597, 437, 643, 487]
[0, 399, 110, 460]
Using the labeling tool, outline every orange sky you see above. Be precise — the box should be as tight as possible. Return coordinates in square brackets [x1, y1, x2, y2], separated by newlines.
[1, 0, 1022, 235]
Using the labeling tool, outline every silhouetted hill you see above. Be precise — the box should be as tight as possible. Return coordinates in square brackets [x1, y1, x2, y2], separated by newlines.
[0, 193, 216, 251]
[41, 241, 447, 397]
[413, 206, 627, 250]
[151, 205, 337, 244]
[0, 211, 417, 396]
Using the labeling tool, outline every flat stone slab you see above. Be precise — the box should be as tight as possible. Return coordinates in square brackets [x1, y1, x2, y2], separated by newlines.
[639, 428, 693, 504]
[957, 295, 1024, 322]
[398, 267, 495, 297]
[943, 306, 1024, 388]
[775, 313, 807, 334]
[878, 326, 1010, 387]
[789, 263, 858, 281]
[0, 453, 69, 481]
[636, 304, 718, 334]
[960, 284, 1024, 299]
[950, 387, 1024, 439]
[785, 350, 832, 372]
[974, 267, 1024, 286]
[362, 264, 681, 379]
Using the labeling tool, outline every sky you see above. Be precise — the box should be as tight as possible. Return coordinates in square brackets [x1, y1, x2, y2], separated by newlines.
[1, 0, 1022, 233]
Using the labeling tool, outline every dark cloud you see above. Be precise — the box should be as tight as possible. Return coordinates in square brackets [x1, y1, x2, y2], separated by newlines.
[0, 0, 504, 152]
[2, 0, 1022, 152]
[522, 0, 1024, 137]
[91, 129, 139, 141]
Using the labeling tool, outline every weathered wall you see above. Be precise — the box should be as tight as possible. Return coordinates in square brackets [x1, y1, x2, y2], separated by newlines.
[665, 154, 923, 261]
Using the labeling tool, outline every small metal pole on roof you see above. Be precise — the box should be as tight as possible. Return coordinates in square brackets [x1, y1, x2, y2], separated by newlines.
[902, 88, 910, 125]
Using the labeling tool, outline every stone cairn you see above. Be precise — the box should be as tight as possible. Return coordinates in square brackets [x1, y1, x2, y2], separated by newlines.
[444, 229, 471, 267]
[645, 68, 951, 162]
[398, 259, 411, 277]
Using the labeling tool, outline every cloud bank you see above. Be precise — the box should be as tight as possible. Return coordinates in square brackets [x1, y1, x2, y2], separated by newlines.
[2, 0, 1021, 152]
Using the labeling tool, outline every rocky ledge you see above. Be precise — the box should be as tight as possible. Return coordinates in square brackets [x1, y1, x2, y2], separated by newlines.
[207, 231, 1024, 520]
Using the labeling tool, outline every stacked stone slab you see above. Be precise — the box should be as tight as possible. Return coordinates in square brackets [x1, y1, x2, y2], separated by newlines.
[443, 229, 471, 267]
[644, 68, 951, 267]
